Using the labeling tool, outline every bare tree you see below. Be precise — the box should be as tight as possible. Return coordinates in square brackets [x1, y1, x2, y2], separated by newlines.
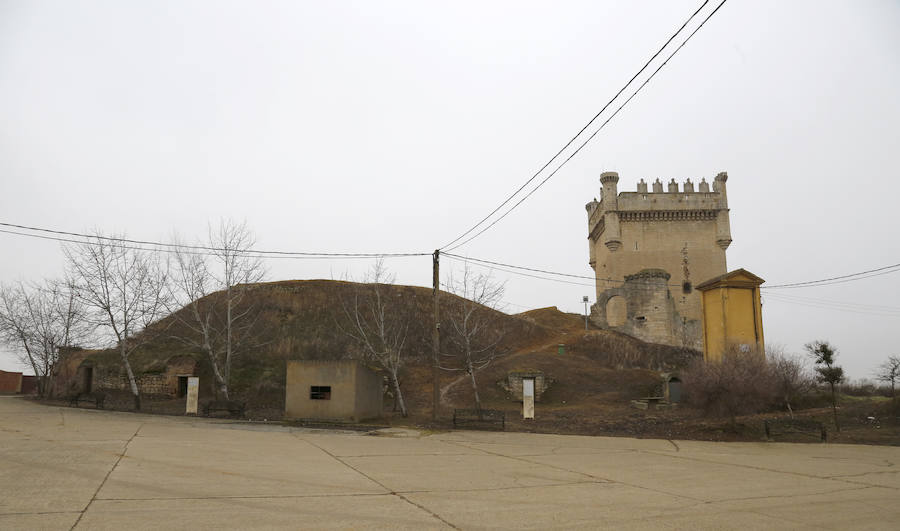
[64, 234, 169, 410]
[208, 220, 266, 395]
[167, 221, 264, 399]
[683, 346, 777, 427]
[0, 279, 89, 397]
[806, 340, 844, 432]
[767, 344, 814, 418]
[339, 260, 414, 417]
[874, 355, 900, 398]
[440, 266, 506, 417]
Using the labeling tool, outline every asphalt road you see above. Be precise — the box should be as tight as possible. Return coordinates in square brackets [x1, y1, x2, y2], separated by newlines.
[1, 396, 898, 530]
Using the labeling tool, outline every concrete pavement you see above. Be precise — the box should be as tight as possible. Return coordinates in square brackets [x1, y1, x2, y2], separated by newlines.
[1, 396, 898, 530]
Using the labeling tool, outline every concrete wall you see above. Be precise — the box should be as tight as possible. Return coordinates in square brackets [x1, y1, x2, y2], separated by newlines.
[285, 360, 383, 422]
[586, 171, 730, 348]
[0, 370, 23, 393]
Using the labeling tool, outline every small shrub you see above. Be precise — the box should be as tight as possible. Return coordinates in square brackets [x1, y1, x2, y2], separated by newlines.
[683, 348, 777, 425]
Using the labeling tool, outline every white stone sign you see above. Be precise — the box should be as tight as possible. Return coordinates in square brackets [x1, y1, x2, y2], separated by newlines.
[523, 378, 535, 419]
[185, 377, 199, 415]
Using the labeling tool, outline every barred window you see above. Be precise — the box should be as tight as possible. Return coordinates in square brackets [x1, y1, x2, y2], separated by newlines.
[310, 386, 331, 400]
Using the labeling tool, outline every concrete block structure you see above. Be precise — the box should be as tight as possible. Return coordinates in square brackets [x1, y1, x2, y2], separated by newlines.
[696, 269, 765, 362]
[586, 171, 731, 349]
[284, 360, 383, 422]
[502, 370, 550, 402]
[0, 370, 23, 393]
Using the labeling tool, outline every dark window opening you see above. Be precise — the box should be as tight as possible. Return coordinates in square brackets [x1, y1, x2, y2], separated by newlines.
[634, 316, 646, 322]
[177, 376, 189, 398]
[682, 281, 692, 294]
[310, 386, 331, 400]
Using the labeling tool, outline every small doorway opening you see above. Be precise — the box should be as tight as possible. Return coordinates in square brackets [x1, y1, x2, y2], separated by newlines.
[668, 377, 682, 403]
[177, 376, 189, 398]
[83, 367, 93, 394]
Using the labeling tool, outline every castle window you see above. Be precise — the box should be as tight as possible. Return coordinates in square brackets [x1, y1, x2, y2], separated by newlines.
[310, 386, 331, 400]
[682, 282, 692, 294]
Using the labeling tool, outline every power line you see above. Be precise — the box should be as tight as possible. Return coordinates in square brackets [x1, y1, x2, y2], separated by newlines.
[444, 0, 729, 252]
[0, 221, 430, 258]
[761, 262, 900, 289]
[763, 293, 900, 317]
[444, 251, 686, 289]
[761, 292, 900, 312]
[443, 253, 595, 287]
[439, 0, 711, 251]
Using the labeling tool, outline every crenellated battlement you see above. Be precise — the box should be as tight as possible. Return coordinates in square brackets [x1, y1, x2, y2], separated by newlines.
[631, 172, 727, 195]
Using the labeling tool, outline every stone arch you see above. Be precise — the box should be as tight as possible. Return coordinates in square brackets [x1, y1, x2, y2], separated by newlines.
[605, 296, 627, 327]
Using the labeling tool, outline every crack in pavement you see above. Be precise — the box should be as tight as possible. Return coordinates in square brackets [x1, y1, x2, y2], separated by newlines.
[95, 492, 393, 502]
[441, 439, 704, 503]
[296, 435, 459, 529]
[70, 422, 144, 531]
[638, 449, 900, 490]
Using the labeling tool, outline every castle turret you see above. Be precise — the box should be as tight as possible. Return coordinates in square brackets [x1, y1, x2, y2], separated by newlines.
[713, 172, 728, 207]
[600, 172, 619, 210]
[714, 172, 731, 250]
[599, 172, 621, 252]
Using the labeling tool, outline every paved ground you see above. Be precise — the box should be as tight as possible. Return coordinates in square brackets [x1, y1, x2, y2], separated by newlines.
[1, 397, 899, 530]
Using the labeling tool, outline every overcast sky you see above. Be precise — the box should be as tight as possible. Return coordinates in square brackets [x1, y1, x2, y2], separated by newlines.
[1, 0, 898, 379]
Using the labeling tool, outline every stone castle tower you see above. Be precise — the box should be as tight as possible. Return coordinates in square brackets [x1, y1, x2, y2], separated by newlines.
[585, 171, 731, 349]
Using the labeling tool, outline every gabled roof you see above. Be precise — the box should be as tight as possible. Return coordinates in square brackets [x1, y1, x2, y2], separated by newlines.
[696, 268, 765, 291]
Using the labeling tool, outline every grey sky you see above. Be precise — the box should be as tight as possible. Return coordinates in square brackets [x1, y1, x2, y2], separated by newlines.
[1, 0, 898, 379]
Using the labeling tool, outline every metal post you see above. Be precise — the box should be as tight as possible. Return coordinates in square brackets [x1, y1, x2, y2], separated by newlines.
[582, 295, 589, 331]
[432, 250, 440, 422]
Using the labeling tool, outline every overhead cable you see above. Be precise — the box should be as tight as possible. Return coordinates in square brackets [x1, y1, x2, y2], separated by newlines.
[443, 0, 729, 252]
[0, 221, 430, 258]
[438, 0, 712, 251]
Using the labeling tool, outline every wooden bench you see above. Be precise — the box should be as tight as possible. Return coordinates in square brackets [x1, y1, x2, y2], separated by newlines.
[453, 409, 505, 431]
[203, 400, 246, 418]
[764, 418, 827, 442]
[68, 392, 106, 409]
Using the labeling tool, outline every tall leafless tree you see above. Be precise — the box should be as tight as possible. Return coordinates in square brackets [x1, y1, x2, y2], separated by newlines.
[767, 344, 815, 418]
[874, 355, 900, 398]
[208, 220, 265, 395]
[0, 279, 89, 397]
[339, 260, 414, 417]
[64, 234, 169, 410]
[440, 266, 506, 417]
[167, 221, 265, 399]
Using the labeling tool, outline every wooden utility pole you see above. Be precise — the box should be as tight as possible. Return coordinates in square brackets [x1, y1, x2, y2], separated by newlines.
[432, 249, 440, 422]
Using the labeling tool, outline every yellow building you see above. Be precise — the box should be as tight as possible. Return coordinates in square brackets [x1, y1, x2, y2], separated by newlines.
[696, 269, 765, 362]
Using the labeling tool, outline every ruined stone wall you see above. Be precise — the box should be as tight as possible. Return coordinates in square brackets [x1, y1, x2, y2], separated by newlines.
[79, 356, 197, 396]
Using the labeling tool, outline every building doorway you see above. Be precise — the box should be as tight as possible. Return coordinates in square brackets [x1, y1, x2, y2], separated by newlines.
[82, 367, 93, 394]
[177, 376, 189, 398]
